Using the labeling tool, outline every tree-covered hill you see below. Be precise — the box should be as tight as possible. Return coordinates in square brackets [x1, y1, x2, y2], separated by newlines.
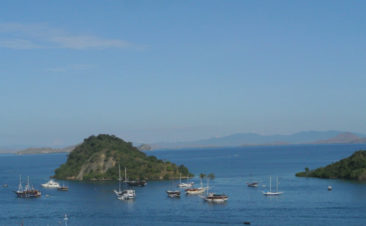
[296, 150, 366, 181]
[54, 134, 192, 181]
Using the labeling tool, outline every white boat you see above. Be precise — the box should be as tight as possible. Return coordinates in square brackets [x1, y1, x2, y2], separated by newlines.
[185, 187, 206, 194]
[114, 165, 136, 200]
[263, 176, 283, 196]
[117, 189, 136, 200]
[185, 176, 206, 195]
[328, 185, 332, 191]
[41, 179, 60, 188]
[177, 173, 194, 188]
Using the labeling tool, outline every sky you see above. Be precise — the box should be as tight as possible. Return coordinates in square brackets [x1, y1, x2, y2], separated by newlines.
[1, 0, 366, 147]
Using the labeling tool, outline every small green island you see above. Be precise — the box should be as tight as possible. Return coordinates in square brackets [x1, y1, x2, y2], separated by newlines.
[296, 150, 366, 181]
[54, 134, 193, 181]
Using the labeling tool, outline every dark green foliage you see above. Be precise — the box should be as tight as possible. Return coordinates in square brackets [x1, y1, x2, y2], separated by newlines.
[54, 134, 192, 181]
[207, 173, 215, 180]
[296, 150, 366, 181]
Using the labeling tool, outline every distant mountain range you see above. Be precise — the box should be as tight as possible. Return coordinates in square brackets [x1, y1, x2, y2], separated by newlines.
[151, 131, 366, 149]
[2, 130, 366, 154]
[16, 146, 76, 155]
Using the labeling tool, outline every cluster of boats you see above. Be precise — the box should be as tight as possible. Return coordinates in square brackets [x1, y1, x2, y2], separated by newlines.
[14, 176, 69, 198]
[166, 174, 229, 203]
[113, 165, 146, 200]
[247, 176, 283, 196]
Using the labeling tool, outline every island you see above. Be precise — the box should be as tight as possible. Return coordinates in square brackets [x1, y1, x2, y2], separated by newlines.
[296, 150, 366, 181]
[54, 134, 192, 181]
[17, 146, 75, 155]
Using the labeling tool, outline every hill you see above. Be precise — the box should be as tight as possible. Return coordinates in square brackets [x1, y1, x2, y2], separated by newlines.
[312, 132, 363, 144]
[296, 150, 366, 181]
[153, 130, 364, 149]
[53, 134, 192, 181]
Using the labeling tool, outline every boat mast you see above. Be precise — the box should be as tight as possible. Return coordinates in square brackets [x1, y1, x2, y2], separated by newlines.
[276, 176, 278, 192]
[124, 167, 127, 182]
[179, 173, 181, 184]
[269, 176, 272, 193]
[118, 164, 121, 192]
[206, 177, 210, 195]
[18, 175, 23, 192]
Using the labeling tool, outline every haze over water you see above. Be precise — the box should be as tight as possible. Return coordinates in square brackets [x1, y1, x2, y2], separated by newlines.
[1, 144, 366, 225]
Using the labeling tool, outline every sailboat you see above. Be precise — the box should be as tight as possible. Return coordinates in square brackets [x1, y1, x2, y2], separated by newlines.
[166, 179, 181, 198]
[177, 173, 194, 188]
[201, 178, 228, 203]
[114, 165, 136, 200]
[263, 176, 283, 196]
[57, 182, 69, 191]
[185, 176, 206, 195]
[14, 175, 41, 198]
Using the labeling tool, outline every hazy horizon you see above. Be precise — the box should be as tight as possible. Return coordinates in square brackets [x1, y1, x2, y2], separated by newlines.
[1, 1, 366, 147]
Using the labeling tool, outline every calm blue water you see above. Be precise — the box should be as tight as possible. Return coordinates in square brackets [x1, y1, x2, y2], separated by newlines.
[1, 144, 366, 226]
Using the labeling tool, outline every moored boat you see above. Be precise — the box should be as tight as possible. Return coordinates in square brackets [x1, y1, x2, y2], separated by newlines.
[127, 180, 147, 187]
[177, 173, 194, 188]
[247, 182, 259, 187]
[263, 176, 283, 196]
[204, 193, 228, 203]
[201, 178, 228, 203]
[114, 165, 136, 200]
[185, 187, 205, 194]
[57, 184, 69, 191]
[166, 190, 181, 198]
[15, 176, 41, 198]
[42, 179, 60, 188]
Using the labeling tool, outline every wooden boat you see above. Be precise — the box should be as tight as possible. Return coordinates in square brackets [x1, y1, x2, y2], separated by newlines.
[247, 182, 259, 187]
[201, 178, 228, 203]
[14, 176, 41, 198]
[127, 180, 147, 187]
[204, 193, 228, 203]
[185, 178, 206, 194]
[166, 190, 181, 198]
[57, 184, 69, 191]
[185, 187, 205, 194]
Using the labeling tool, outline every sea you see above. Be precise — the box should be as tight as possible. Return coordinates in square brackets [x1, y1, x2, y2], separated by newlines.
[1, 144, 366, 226]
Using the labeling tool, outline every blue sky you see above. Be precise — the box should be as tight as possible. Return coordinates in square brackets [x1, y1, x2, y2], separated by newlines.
[1, 1, 365, 147]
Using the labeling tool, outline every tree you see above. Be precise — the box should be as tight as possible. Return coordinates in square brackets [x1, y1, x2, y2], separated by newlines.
[207, 173, 215, 180]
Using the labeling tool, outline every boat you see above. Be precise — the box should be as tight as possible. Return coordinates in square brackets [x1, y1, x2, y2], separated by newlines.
[177, 173, 194, 188]
[185, 187, 205, 194]
[117, 189, 136, 200]
[166, 190, 181, 198]
[114, 165, 136, 200]
[328, 185, 332, 191]
[247, 182, 259, 187]
[204, 193, 228, 202]
[201, 178, 228, 203]
[127, 180, 147, 187]
[263, 176, 283, 196]
[57, 183, 69, 191]
[41, 179, 60, 188]
[185, 177, 206, 195]
[15, 176, 41, 198]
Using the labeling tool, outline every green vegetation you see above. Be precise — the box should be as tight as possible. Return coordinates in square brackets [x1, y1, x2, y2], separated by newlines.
[54, 134, 193, 181]
[199, 173, 215, 180]
[296, 150, 366, 181]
